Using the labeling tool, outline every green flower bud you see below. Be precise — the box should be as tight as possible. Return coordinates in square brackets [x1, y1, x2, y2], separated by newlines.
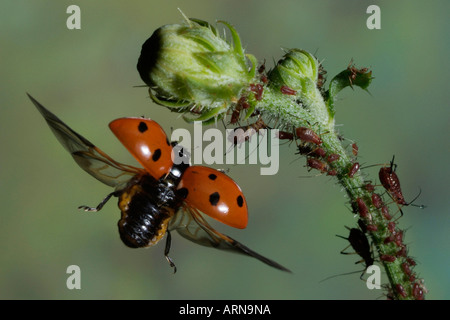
[268, 49, 319, 94]
[137, 18, 257, 122]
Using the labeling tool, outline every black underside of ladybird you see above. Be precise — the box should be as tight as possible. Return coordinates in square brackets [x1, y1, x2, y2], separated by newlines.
[117, 173, 183, 248]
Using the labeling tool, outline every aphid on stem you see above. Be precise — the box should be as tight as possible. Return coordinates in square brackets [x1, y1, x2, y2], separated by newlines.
[378, 156, 425, 210]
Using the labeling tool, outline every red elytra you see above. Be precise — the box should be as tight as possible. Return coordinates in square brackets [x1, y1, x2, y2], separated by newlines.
[176, 166, 248, 229]
[109, 118, 173, 180]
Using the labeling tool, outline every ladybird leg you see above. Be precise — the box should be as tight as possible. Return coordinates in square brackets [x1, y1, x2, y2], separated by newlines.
[164, 230, 177, 274]
[78, 191, 119, 212]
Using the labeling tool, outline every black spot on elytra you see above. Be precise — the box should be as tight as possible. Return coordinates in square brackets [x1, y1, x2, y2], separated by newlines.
[138, 122, 148, 133]
[208, 174, 217, 181]
[237, 195, 244, 207]
[152, 149, 161, 161]
[209, 192, 220, 206]
[177, 188, 188, 199]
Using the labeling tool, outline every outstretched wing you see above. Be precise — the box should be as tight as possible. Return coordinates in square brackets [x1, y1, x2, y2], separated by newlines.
[168, 204, 291, 272]
[28, 94, 143, 188]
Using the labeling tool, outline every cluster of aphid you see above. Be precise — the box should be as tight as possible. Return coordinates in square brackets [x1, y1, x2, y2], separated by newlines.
[221, 61, 427, 298]
[359, 157, 426, 299]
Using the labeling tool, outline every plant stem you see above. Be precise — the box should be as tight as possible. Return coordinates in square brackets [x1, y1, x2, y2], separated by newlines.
[249, 73, 425, 300]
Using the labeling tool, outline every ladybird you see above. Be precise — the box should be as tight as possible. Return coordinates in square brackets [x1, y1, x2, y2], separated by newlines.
[29, 94, 289, 273]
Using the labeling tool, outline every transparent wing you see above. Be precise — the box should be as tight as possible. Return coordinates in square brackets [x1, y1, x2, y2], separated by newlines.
[169, 204, 291, 272]
[29, 94, 143, 188]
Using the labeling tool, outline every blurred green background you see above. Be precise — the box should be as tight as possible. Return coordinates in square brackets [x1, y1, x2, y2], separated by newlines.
[1, 0, 448, 300]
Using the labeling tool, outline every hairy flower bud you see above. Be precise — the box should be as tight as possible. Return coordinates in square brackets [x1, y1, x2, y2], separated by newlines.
[137, 18, 257, 123]
[268, 49, 319, 95]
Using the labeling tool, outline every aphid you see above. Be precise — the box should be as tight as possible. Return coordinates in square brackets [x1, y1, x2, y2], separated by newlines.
[357, 219, 377, 233]
[327, 153, 340, 163]
[29, 94, 289, 273]
[229, 97, 250, 125]
[307, 158, 328, 173]
[395, 284, 407, 298]
[381, 206, 392, 220]
[355, 197, 371, 220]
[348, 162, 360, 178]
[249, 83, 264, 101]
[280, 85, 297, 95]
[320, 226, 375, 282]
[317, 64, 327, 90]
[412, 282, 424, 300]
[396, 245, 408, 258]
[276, 130, 294, 141]
[379, 156, 425, 209]
[296, 144, 326, 159]
[260, 74, 268, 84]
[313, 147, 327, 158]
[228, 118, 268, 146]
[387, 221, 396, 234]
[295, 127, 323, 145]
[327, 169, 337, 176]
[371, 193, 383, 209]
[347, 60, 369, 87]
[351, 143, 359, 157]
[380, 254, 396, 263]
[364, 183, 375, 192]
[258, 61, 266, 74]
[394, 230, 404, 247]
[401, 262, 413, 278]
[406, 257, 417, 267]
[337, 227, 375, 277]
[384, 235, 395, 244]
[257, 62, 269, 82]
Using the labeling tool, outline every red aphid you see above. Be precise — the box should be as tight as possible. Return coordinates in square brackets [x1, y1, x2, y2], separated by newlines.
[276, 130, 294, 140]
[384, 235, 395, 244]
[348, 162, 360, 178]
[379, 159, 407, 206]
[401, 262, 412, 277]
[395, 284, 407, 298]
[371, 193, 383, 209]
[296, 127, 322, 145]
[381, 206, 392, 220]
[229, 118, 267, 146]
[327, 153, 340, 163]
[327, 169, 337, 176]
[307, 158, 328, 173]
[387, 221, 396, 234]
[356, 198, 369, 219]
[380, 254, 396, 263]
[406, 258, 417, 267]
[352, 143, 359, 156]
[280, 85, 297, 95]
[249, 83, 264, 101]
[412, 282, 424, 300]
[396, 245, 407, 258]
